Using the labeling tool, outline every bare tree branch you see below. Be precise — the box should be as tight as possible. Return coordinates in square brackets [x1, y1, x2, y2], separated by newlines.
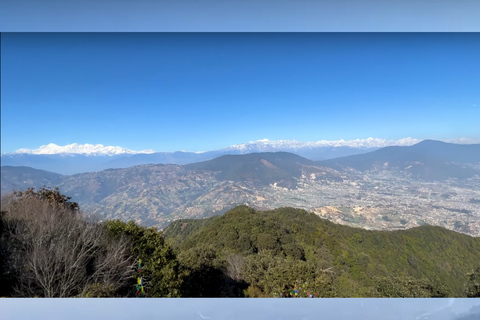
[1, 190, 135, 297]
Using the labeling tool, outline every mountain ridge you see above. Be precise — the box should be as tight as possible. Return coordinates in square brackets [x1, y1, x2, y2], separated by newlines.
[319, 140, 480, 180]
[1, 138, 466, 175]
[2, 141, 479, 234]
[4, 137, 423, 156]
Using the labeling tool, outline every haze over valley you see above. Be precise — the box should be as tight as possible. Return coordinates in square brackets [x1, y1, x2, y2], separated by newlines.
[2, 139, 479, 236]
[1, 137, 421, 175]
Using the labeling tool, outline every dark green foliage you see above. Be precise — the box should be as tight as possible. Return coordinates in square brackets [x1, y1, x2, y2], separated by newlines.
[242, 250, 336, 297]
[177, 244, 247, 297]
[163, 217, 221, 246]
[372, 275, 449, 297]
[0, 210, 15, 297]
[256, 233, 281, 253]
[106, 220, 182, 297]
[465, 267, 480, 297]
[2, 187, 479, 298]
[0, 208, 23, 297]
[164, 205, 480, 297]
[177, 245, 222, 297]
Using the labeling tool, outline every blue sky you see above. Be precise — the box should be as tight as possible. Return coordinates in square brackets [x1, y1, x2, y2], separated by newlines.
[1, 33, 479, 153]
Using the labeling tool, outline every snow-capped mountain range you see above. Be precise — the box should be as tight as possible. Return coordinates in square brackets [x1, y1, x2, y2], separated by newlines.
[2, 137, 477, 175]
[5, 138, 421, 156]
[11, 143, 156, 156]
[223, 137, 421, 153]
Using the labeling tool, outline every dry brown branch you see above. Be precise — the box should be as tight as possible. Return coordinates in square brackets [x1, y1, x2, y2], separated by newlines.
[226, 253, 245, 281]
[1, 192, 135, 297]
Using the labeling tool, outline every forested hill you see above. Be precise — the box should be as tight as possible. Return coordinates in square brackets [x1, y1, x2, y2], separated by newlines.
[2, 188, 479, 298]
[164, 205, 480, 297]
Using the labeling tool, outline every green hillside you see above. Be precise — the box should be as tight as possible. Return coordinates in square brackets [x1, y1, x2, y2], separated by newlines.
[3, 186, 479, 297]
[164, 205, 480, 297]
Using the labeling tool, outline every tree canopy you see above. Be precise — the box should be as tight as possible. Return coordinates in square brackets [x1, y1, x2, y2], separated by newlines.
[1, 189, 478, 297]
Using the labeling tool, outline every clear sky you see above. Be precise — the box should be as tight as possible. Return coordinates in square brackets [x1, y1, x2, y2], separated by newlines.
[1, 33, 479, 153]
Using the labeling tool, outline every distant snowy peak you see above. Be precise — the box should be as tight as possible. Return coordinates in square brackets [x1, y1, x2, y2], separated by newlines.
[224, 137, 421, 152]
[11, 143, 155, 156]
[9, 137, 472, 156]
